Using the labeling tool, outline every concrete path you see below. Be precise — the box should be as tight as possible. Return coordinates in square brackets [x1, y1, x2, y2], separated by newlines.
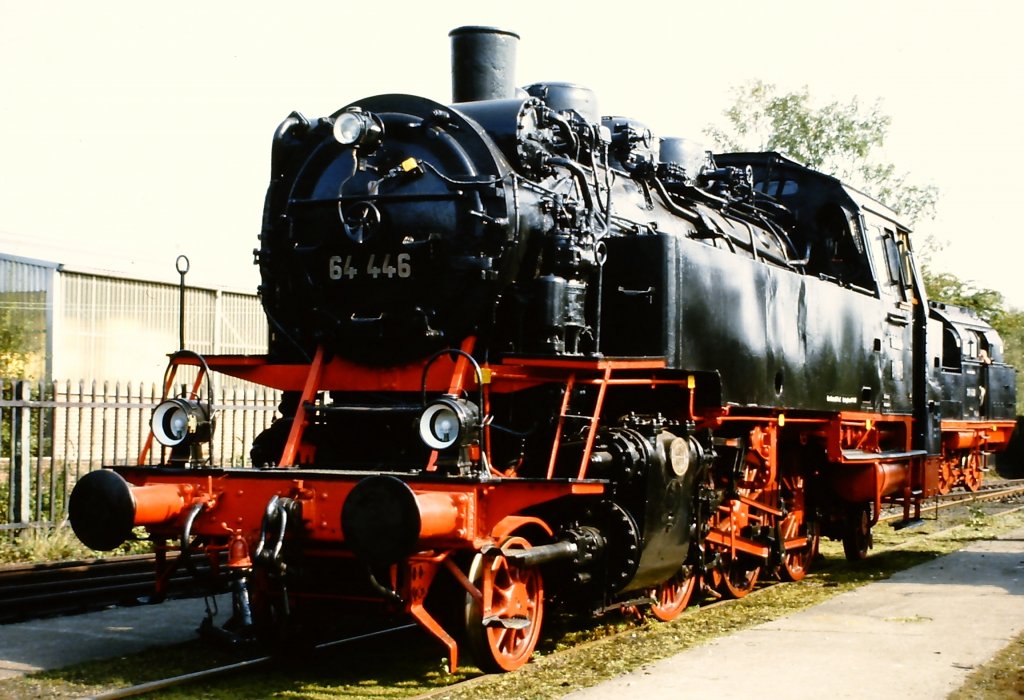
[0, 595, 229, 681]
[567, 530, 1024, 699]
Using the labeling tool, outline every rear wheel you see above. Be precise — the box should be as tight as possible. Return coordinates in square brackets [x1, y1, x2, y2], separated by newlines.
[780, 535, 818, 582]
[464, 537, 544, 672]
[842, 505, 873, 561]
[962, 452, 982, 492]
[711, 556, 761, 599]
[936, 458, 954, 495]
[778, 514, 817, 582]
[649, 567, 697, 621]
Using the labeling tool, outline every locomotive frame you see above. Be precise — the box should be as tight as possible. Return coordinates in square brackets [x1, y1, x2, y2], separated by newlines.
[69, 26, 1016, 673]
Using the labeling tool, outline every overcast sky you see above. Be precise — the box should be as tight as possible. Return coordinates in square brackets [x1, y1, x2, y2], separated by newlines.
[2, 1, 1022, 306]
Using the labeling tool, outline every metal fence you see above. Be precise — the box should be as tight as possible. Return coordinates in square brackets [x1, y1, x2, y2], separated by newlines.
[1, 378, 281, 531]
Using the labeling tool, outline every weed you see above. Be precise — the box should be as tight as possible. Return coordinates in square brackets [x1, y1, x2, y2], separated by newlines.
[967, 503, 988, 529]
[0, 523, 152, 564]
[0, 523, 91, 564]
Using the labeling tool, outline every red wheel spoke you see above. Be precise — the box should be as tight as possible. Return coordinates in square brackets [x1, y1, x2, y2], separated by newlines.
[465, 536, 545, 672]
[650, 567, 696, 621]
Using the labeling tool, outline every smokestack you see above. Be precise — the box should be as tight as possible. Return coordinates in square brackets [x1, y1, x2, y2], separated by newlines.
[449, 26, 520, 103]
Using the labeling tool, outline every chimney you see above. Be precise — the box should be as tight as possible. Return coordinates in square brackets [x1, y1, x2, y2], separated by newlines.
[449, 26, 520, 103]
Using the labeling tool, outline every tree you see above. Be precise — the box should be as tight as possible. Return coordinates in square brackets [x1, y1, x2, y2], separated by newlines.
[704, 80, 938, 227]
[926, 273, 1024, 386]
[0, 305, 33, 378]
[924, 273, 1005, 323]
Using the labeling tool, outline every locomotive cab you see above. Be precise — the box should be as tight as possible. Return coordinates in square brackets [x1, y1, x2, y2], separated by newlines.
[716, 151, 883, 294]
[931, 301, 1016, 420]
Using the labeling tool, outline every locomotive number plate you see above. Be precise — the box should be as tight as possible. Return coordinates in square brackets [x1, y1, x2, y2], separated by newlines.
[328, 253, 412, 280]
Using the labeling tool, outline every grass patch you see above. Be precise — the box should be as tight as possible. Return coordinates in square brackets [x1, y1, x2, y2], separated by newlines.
[0, 523, 92, 564]
[951, 629, 1024, 699]
[0, 524, 153, 565]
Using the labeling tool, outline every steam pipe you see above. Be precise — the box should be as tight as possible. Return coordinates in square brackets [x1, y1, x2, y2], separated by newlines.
[546, 157, 596, 212]
[501, 527, 606, 568]
[501, 540, 579, 567]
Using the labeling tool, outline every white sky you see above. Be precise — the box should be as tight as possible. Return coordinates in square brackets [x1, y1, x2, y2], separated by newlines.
[2, 1, 1022, 304]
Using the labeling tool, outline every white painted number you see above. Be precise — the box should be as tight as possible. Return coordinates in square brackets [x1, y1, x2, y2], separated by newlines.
[367, 254, 381, 279]
[329, 253, 412, 280]
[397, 253, 411, 278]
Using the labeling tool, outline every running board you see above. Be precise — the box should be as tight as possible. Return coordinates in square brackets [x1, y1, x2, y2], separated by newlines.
[841, 449, 927, 463]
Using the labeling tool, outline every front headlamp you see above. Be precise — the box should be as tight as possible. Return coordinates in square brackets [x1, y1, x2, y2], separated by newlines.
[152, 398, 214, 447]
[418, 397, 479, 451]
[332, 108, 383, 150]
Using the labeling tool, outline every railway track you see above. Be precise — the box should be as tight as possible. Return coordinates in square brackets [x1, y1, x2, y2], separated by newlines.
[88, 623, 420, 700]
[3, 480, 1023, 697]
[62, 481, 1024, 699]
[77, 491, 1024, 700]
[0, 552, 224, 624]
[879, 477, 1024, 524]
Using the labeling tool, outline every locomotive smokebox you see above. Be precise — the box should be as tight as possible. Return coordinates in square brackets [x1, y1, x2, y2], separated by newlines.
[449, 26, 520, 103]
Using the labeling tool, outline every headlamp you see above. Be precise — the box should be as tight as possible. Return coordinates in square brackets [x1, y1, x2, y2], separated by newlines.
[418, 397, 479, 451]
[332, 108, 383, 150]
[151, 398, 214, 447]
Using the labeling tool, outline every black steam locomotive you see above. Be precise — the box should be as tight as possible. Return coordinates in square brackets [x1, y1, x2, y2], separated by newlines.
[70, 27, 1016, 672]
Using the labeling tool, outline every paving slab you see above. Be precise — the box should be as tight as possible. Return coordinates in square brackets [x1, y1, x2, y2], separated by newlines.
[0, 595, 230, 681]
[567, 529, 1024, 699]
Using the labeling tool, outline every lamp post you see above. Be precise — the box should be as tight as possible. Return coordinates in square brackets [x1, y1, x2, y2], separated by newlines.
[176, 255, 189, 350]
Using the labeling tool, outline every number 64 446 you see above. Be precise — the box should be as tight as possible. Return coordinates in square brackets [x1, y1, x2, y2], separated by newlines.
[329, 253, 411, 280]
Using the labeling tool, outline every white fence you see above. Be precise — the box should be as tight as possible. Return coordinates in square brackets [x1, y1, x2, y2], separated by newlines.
[1, 378, 281, 530]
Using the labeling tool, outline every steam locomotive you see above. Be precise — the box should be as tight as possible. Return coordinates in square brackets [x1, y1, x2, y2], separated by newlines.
[69, 27, 1017, 672]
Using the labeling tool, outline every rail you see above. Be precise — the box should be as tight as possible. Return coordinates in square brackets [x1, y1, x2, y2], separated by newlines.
[878, 478, 1024, 524]
[0, 552, 226, 623]
[87, 623, 420, 700]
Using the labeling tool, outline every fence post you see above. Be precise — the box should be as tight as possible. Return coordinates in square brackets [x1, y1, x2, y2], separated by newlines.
[12, 380, 32, 525]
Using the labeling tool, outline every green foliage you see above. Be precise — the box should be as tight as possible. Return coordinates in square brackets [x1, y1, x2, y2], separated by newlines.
[705, 80, 938, 226]
[0, 523, 152, 564]
[925, 272, 1008, 323]
[0, 300, 43, 379]
[966, 504, 988, 530]
[0, 306, 30, 377]
[0, 523, 93, 564]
